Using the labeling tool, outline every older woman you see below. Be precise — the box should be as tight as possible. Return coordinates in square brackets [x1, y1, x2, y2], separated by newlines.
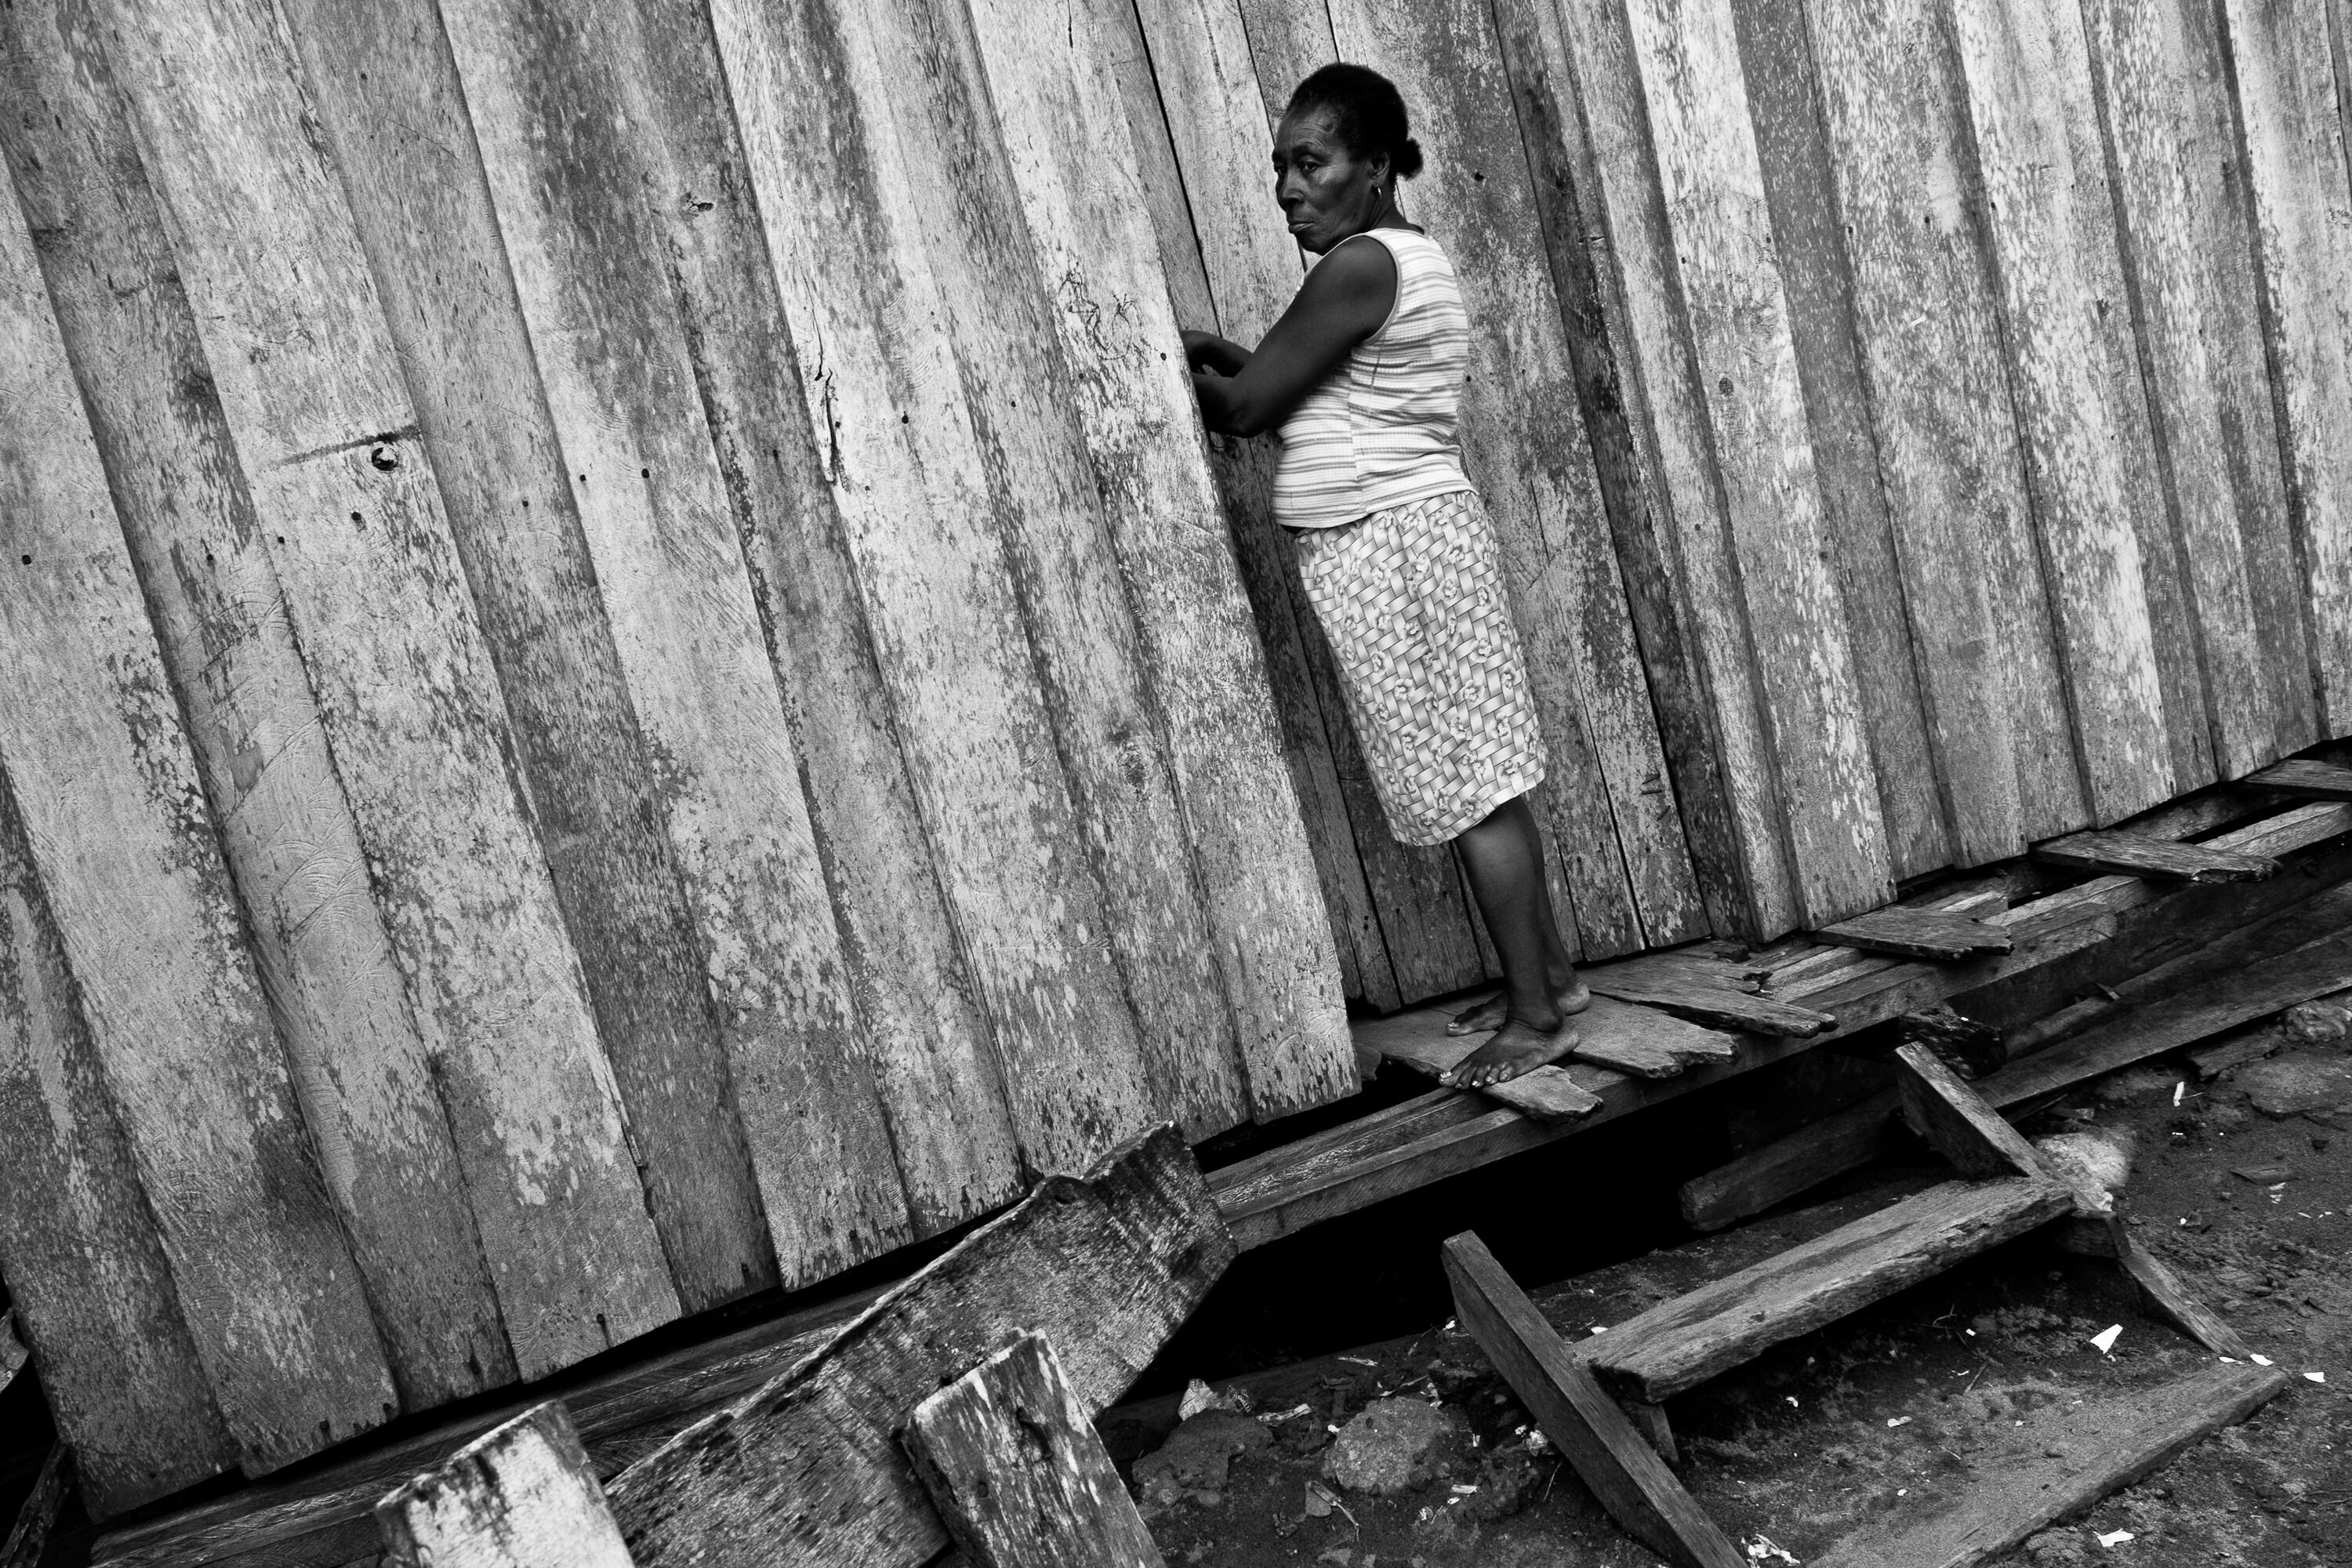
[1185, 63, 1588, 1088]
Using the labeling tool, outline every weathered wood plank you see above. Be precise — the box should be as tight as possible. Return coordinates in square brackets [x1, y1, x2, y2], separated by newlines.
[1750, 0, 2086, 857]
[2247, 757, 2352, 800]
[2082, 0, 2301, 775]
[706, 0, 1163, 1171]
[1951, 0, 2198, 809]
[431, 0, 919, 1287]
[0, 0, 515, 1406]
[1722, 0, 1949, 877]
[1809, 1360, 2289, 1568]
[904, 1336, 1167, 1568]
[1680, 1091, 1904, 1232]
[1892, 1044, 2043, 1179]
[2116, 1241, 2254, 1359]
[0, 1445, 69, 1568]
[0, 772, 234, 1516]
[1584, 966, 1836, 1036]
[2033, 828, 2278, 881]
[94, 0, 681, 1377]
[955, 0, 1356, 1120]
[1363, 1031, 1605, 1123]
[0, 173, 397, 1468]
[1443, 1234, 1742, 1568]
[379, 1405, 632, 1568]
[1817, 907, 2014, 961]
[1592, 0, 1896, 925]
[609, 1129, 1230, 1568]
[1324, 0, 1708, 956]
[2222, 0, 2352, 728]
[1585, 1177, 2073, 1402]
[0, 1310, 23, 1398]
[277, 0, 787, 1308]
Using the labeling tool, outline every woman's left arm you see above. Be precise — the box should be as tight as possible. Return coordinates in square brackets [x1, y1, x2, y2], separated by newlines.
[1191, 237, 1396, 437]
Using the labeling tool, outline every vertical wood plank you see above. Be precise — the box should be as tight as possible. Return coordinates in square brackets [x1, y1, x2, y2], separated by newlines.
[379, 1404, 634, 1568]
[706, 0, 1163, 1171]
[856, 0, 1252, 1138]
[1323, 0, 1711, 956]
[0, 0, 515, 1405]
[2222, 0, 2352, 731]
[275, 0, 786, 1308]
[1091, 0, 1400, 1010]
[1234, 0, 1338, 114]
[421, 0, 918, 1285]
[904, 1336, 1167, 1568]
[618, 0, 1029, 1232]
[1947, 0, 2189, 818]
[958, 0, 1356, 1118]
[1742, 0, 2089, 859]
[0, 768, 236, 1515]
[0, 181, 397, 1467]
[93, 0, 680, 1377]
[2080, 0, 2296, 779]
[1715, 0, 1953, 876]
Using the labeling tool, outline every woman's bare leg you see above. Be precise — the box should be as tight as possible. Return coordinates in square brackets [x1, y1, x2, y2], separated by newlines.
[1439, 794, 1587, 1087]
[1446, 799, 1590, 1040]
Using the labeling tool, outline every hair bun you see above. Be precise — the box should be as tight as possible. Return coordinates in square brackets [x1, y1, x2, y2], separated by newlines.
[1395, 136, 1425, 180]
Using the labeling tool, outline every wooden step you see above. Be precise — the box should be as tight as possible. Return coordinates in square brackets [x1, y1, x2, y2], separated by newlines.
[1583, 1177, 2074, 1403]
[2033, 828, 2278, 883]
[2245, 756, 2352, 801]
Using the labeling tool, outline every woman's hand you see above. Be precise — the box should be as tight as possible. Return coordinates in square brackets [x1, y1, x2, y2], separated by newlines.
[1181, 328, 1250, 377]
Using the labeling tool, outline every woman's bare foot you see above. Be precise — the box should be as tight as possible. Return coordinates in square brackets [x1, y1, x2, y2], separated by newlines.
[1448, 977, 1592, 1036]
[1439, 1015, 1579, 1087]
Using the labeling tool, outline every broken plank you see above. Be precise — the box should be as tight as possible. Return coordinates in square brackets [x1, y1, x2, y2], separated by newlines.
[2117, 1242, 2254, 1360]
[1809, 1360, 2289, 1568]
[608, 1129, 1229, 1568]
[378, 1405, 633, 1568]
[2033, 829, 2278, 882]
[1817, 907, 2014, 962]
[1570, 996, 1740, 1079]
[1892, 1044, 2044, 1180]
[1, 1445, 68, 1568]
[904, 1337, 1165, 1568]
[2246, 757, 2352, 801]
[1354, 1004, 1603, 1120]
[1979, 924, 2352, 1107]
[1588, 1178, 2074, 1402]
[1584, 970, 1835, 1036]
[1442, 1233, 1742, 1568]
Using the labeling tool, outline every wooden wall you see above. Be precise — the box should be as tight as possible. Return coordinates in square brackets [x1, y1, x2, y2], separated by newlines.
[1117, 0, 2348, 1004]
[3, 0, 2350, 1519]
[0, 0, 1353, 1514]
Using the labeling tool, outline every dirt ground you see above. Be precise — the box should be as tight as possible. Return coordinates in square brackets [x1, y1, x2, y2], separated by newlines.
[1120, 1017, 2352, 1566]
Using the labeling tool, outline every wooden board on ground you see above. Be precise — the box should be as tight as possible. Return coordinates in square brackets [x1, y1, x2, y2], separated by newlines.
[2034, 829, 2278, 882]
[904, 1336, 1166, 1568]
[378, 1405, 632, 1568]
[608, 1129, 1229, 1568]
[1892, 1044, 2045, 1179]
[1443, 1233, 1742, 1568]
[1809, 1359, 2288, 1567]
[1817, 908, 2014, 962]
[2118, 1242, 2255, 1359]
[1586, 1177, 2074, 1402]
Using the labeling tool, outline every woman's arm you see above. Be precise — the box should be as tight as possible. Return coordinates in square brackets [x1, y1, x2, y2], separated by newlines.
[1189, 236, 1397, 437]
[1181, 328, 1251, 377]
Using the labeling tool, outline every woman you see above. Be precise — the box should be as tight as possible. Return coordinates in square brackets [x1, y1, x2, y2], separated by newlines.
[1185, 63, 1588, 1089]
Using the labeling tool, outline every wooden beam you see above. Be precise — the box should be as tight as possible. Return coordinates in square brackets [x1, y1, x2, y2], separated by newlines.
[1809, 1361, 2288, 1567]
[904, 1336, 1165, 1568]
[1681, 1092, 1903, 1231]
[0, 1446, 68, 1568]
[1587, 1178, 2073, 1403]
[1891, 1044, 2045, 1180]
[1442, 1234, 1742, 1568]
[379, 1405, 633, 1568]
[607, 1128, 1228, 1568]
[1817, 907, 2014, 961]
[2034, 829, 2278, 882]
[2246, 757, 2352, 800]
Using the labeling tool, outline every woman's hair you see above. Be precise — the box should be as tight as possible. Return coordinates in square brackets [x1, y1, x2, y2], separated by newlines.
[1286, 63, 1425, 180]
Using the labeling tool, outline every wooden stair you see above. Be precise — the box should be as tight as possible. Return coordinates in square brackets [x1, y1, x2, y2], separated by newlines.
[1580, 1174, 2073, 1404]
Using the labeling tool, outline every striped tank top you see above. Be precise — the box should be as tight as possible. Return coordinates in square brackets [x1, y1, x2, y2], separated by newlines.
[1272, 227, 1474, 530]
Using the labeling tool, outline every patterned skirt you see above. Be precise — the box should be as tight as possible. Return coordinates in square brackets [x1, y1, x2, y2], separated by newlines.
[1296, 488, 1547, 847]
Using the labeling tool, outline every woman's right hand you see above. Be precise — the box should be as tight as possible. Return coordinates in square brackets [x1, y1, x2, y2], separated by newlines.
[1181, 328, 1224, 371]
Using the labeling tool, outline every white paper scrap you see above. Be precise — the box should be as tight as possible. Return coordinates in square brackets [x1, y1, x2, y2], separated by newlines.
[1887, 1416, 1913, 1427]
[2096, 1530, 2136, 1548]
[2089, 1324, 2123, 1355]
[2252, 1353, 2274, 1367]
[2306, 1371, 2327, 1383]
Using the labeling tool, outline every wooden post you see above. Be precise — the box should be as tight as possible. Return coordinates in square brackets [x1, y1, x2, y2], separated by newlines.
[1442, 1232, 1741, 1568]
[379, 1405, 635, 1568]
[905, 1336, 1167, 1568]
[1891, 1043, 2046, 1179]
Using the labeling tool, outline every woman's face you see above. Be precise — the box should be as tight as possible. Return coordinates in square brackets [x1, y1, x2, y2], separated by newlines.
[1272, 107, 1389, 255]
